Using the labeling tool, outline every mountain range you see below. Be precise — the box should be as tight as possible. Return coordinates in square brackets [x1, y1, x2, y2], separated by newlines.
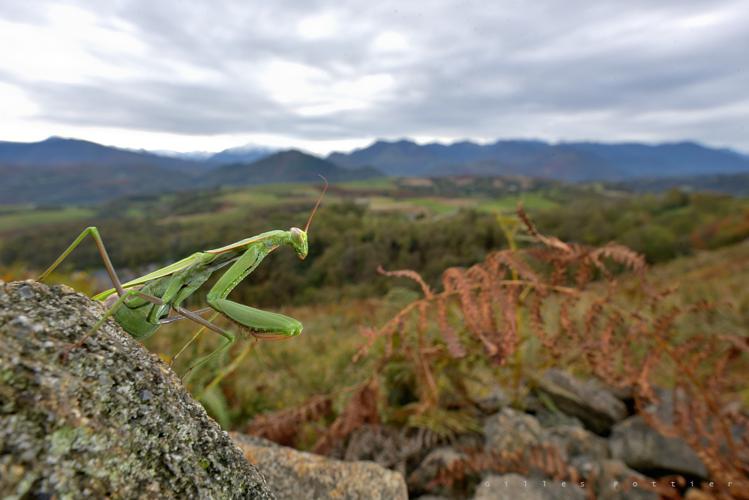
[0, 138, 378, 204]
[328, 139, 749, 180]
[1, 136, 748, 205]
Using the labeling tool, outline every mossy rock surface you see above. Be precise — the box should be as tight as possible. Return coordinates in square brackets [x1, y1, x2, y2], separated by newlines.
[0, 280, 273, 499]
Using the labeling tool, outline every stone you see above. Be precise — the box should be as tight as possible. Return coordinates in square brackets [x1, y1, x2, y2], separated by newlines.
[338, 424, 410, 472]
[474, 473, 585, 500]
[0, 280, 273, 499]
[543, 425, 609, 462]
[408, 446, 468, 496]
[575, 459, 659, 500]
[534, 369, 628, 435]
[609, 416, 708, 478]
[534, 407, 585, 429]
[232, 432, 408, 500]
[475, 386, 510, 415]
[484, 408, 544, 453]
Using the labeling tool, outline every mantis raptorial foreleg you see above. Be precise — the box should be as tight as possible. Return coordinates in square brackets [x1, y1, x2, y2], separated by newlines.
[177, 243, 303, 383]
[205, 245, 303, 337]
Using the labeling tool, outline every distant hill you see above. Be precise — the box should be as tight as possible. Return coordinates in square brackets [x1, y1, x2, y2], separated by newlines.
[0, 137, 205, 204]
[0, 144, 381, 204]
[206, 144, 277, 166]
[0, 164, 196, 205]
[328, 139, 749, 181]
[0, 137, 204, 172]
[206, 150, 382, 187]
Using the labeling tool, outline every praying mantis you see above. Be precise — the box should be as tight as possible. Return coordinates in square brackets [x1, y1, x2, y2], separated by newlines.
[38, 178, 328, 383]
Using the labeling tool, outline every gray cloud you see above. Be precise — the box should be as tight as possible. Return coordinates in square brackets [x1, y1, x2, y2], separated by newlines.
[1, 0, 747, 151]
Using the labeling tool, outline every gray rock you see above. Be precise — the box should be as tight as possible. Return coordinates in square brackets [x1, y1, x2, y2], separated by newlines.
[340, 424, 412, 472]
[475, 386, 510, 415]
[474, 473, 585, 500]
[534, 408, 585, 429]
[485, 407, 608, 459]
[574, 458, 659, 500]
[484, 408, 544, 453]
[408, 446, 468, 495]
[232, 432, 408, 500]
[609, 416, 708, 478]
[534, 369, 628, 434]
[543, 425, 609, 462]
[0, 280, 272, 499]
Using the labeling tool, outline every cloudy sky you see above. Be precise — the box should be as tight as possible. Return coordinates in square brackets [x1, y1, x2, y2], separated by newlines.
[0, 0, 747, 155]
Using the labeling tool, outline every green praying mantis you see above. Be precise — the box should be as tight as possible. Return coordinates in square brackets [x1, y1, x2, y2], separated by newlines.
[38, 178, 328, 384]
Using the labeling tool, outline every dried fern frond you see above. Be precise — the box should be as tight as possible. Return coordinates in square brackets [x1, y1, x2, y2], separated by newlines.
[246, 394, 332, 446]
[313, 378, 380, 454]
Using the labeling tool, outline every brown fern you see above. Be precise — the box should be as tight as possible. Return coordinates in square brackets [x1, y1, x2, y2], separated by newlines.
[313, 378, 380, 454]
[246, 394, 333, 446]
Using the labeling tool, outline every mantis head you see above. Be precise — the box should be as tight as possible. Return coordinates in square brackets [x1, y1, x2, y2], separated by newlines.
[291, 175, 328, 260]
[290, 227, 308, 260]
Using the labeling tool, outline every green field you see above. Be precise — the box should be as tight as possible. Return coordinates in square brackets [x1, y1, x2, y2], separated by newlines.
[0, 206, 95, 232]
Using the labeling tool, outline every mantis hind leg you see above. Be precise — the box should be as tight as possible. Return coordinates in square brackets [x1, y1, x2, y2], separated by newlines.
[39, 226, 126, 297]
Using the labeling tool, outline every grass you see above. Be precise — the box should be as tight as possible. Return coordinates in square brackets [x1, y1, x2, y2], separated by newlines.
[477, 193, 559, 213]
[336, 177, 397, 191]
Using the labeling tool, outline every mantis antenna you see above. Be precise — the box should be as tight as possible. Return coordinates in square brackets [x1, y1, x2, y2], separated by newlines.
[305, 175, 329, 232]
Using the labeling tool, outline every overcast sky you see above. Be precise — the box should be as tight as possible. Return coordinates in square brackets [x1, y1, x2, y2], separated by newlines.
[0, 0, 747, 155]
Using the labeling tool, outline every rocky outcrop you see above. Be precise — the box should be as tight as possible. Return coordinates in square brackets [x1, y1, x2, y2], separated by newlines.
[0, 280, 273, 499]
[544, 425, 609, 462]
[575, 458, 660, 500]
[408, 447, 468, 496]
[232, 433, 408, 499]
[533, 369, 628, 434]
[484, 408, 544, 453]
[610, 416, 708, 478]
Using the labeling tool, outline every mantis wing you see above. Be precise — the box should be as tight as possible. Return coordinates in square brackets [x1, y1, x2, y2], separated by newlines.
[93, 231, 280, 301]
[92, 252, 205, 301]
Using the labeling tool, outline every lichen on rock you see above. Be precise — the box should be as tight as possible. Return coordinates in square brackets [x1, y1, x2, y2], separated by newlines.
[0, 280, 273, 499]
